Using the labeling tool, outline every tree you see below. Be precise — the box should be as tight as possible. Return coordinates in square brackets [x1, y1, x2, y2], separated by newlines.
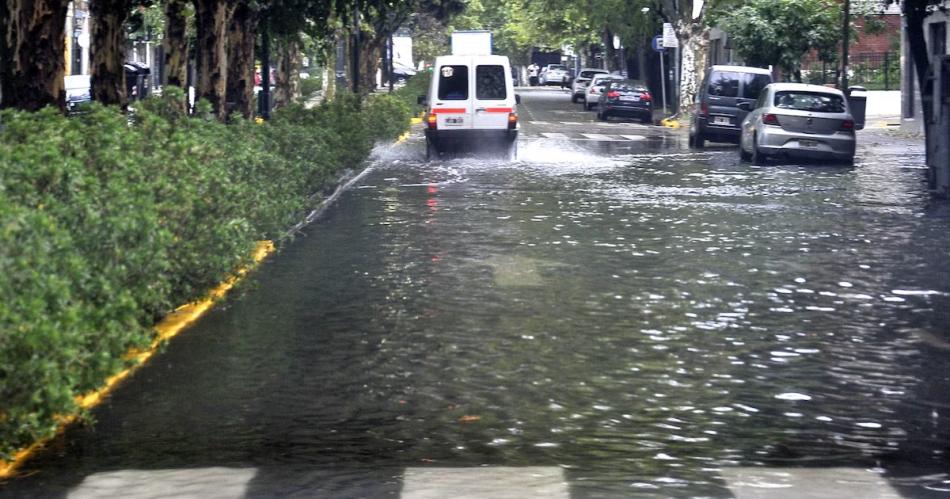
[0, 0, 70, 112]
[227, 1, 263, 118]
[713, 0, 839, 81]
[90, 0, 134, 108]
[193, 0, 230, 119]
[163, 0, 191, 89]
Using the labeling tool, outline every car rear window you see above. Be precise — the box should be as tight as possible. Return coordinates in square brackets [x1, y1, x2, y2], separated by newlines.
[548, 65, 567, 71]
[708, 71, 771, 99]
[438, 65, 468, 100]
[476, 65, 507, 100]
[774, 91, 846, 113]
[609, 81, 648, 92]
[579, 70, 605, 79]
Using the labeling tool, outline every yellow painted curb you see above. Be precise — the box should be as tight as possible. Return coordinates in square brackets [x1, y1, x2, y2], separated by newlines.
[0, 240, 275, 479]
[661, 118, 681, 129]
[410, 117, 423, 125]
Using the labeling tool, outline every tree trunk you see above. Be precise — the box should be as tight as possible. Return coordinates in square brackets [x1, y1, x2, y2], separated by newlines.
[676, 21, 709, 115]
[225, 2, 259, 119]
[0, 0, 70, 112]
[275, 38, 300, 108]
[359, 39, 382, 93]
[193, 0, 229, 119]
[90, 0, 130, 108]
[323, 48, 336, 101]
[163, 0, 189, 88]
[603, 27, 617, 72]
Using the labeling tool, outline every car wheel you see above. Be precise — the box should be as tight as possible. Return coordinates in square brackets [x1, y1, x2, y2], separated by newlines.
[739, 141, 752, 161]
[751, 135, 767, 165]
[506, 140, 518, 161]
[571, 94, 577, 103]
[597, 109, 607, 121]
[693, 130, 705, 148]
[426, 139, 438, 161]
[641, 115, 652, 125]
[585, 102, 592, 111]
[843, 155, 855, 166]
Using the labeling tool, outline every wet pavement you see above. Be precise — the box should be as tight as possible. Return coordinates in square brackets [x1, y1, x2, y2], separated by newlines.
[3, 87, 950, 498]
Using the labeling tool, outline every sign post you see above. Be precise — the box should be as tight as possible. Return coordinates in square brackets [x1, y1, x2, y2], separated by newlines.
[652, 35, 668, 116]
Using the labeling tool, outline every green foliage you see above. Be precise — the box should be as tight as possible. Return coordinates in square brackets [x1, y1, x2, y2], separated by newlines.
[712, 0, 840, 78]
[0, 87, 411, 461]
[299, 75, 324, 101]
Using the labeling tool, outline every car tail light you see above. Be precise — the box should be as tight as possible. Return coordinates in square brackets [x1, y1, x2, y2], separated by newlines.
[607, 91, 620, 99]
[840, 119, 855, 131]
[699, 102, 708, 117]
[763, 113, 780, 126]
[641, 92, 652, 102]
[426, 113, 437, 129]
[508, 112, 518, 130]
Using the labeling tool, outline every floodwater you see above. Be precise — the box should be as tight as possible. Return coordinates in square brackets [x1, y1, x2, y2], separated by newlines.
[3, 89, 950, 498]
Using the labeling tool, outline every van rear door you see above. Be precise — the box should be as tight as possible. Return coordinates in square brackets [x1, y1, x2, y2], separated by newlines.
[433, 62, 473, 130]
[472, 63, 512, 129]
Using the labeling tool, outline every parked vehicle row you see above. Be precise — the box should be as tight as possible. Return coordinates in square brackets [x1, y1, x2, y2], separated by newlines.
[689, 65, 859, 165]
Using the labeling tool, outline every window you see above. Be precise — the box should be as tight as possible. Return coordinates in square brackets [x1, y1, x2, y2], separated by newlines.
[930, 21, 947, 56]
[743, 74, 771, 100]
[476, 65, 507, 100]
[708, 71, 740, 97]
[438, 65, 468, 100]
[774, 91, 846, 113]
[579, 70, 606, 79]
[754, 90, 769, 109]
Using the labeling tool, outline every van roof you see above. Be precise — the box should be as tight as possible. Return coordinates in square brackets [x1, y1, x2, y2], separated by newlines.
[433, 55, 511, 65]
[709, 65, 771, 75]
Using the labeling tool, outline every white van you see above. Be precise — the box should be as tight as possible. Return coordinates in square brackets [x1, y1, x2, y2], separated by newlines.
[419, 55, 520, 159]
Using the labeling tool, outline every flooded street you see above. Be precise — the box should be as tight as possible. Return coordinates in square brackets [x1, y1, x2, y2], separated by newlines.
[4, 88, 950, 498]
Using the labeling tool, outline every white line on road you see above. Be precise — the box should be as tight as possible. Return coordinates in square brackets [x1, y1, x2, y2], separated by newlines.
[581, 133, 616, 141]
[620, 135, 647, 141]
[541, 132, 569, 139]
[720, 467, 902, 499]
[402, 467, 569, 499]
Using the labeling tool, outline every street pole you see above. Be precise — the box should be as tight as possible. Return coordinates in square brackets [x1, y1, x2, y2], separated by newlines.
[352, 5, 360, 93]
[261, 27, 271, 120]
[660, 49, 668, 115]
[388, 34, 394, 93]
[841, 0, 850, 90]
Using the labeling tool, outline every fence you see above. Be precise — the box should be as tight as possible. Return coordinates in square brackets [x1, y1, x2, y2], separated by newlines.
[801, 52, 900, 91]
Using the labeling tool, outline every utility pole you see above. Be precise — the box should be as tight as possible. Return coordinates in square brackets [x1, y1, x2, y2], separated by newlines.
[388, 34, 394, 93]
[352, 5, 360, 93]
[261, 26, 271, 120]
[841, 0, 850, 90]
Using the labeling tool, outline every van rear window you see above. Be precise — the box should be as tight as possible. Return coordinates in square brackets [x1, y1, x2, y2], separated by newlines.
[438, 65, 468, 100]
[476, 65, 507, 100]
[708, 71, 771, 99]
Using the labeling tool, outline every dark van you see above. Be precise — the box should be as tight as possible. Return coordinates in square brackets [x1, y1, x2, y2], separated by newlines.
[689, 65, 772, 148]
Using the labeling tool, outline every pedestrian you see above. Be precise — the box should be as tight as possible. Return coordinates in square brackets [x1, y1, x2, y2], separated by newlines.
[528, 63, 539, 87]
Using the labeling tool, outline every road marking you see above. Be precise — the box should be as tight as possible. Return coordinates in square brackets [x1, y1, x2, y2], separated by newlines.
[720, 467, 902, 499]
[402, 467, 569, 499]
[581, 133, 615, 140]
[541, 132, 569, 139]
[620, 135, 647, 141]
[70, 468, 258, 498]
[528, 121, 551, 125]
[559, 121, 585, 125]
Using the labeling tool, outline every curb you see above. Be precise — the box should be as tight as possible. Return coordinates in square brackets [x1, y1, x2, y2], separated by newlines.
[0, 241, 275, 479]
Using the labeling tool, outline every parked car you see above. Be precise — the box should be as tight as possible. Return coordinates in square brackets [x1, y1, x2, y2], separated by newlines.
[583, 73, 623, 110]
[738, 83, 856, 165]
[571, 68, 609, 103]
[688, 65, 772, 147]
[64, 74, 91, 115]
[596, 79, 653, 123]
[539, 64, 570, 86]
[419, 54, 520, 159]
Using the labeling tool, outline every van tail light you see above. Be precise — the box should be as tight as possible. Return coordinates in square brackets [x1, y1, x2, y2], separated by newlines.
[763, 113, 781, 126]
[840, 119, 855, 131]
[607, 91, 620, 99]
[426, 112, 437, 130]
[508, 112, 518, 130]
[641, 92, 652, 102]
[699, 102, 708, 117]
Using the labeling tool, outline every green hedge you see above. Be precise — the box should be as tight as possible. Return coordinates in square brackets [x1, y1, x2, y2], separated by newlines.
[0, 88, 411, 461]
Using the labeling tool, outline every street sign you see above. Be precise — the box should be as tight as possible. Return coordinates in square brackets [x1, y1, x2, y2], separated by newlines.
[651, 35, 665, 52]
[662, 23, 679, 48]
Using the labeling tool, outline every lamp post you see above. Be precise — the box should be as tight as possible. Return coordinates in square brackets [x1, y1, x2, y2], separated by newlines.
[841, 0, 850, 90]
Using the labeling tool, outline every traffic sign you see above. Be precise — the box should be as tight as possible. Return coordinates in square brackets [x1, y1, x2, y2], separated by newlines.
[651, 35, 665, 52]
[662, 23, 679, 48]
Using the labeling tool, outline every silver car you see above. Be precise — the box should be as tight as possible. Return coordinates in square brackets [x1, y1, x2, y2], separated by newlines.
[571, 68, 608, 103]
[539, 64, 570, 86]
[739, 83, 857, 165]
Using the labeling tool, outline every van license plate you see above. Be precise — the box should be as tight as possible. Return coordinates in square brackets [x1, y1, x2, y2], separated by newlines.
[799, 139, 818, 148]
[713, 116, 731, 125]
[445, 117, 464, 125]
